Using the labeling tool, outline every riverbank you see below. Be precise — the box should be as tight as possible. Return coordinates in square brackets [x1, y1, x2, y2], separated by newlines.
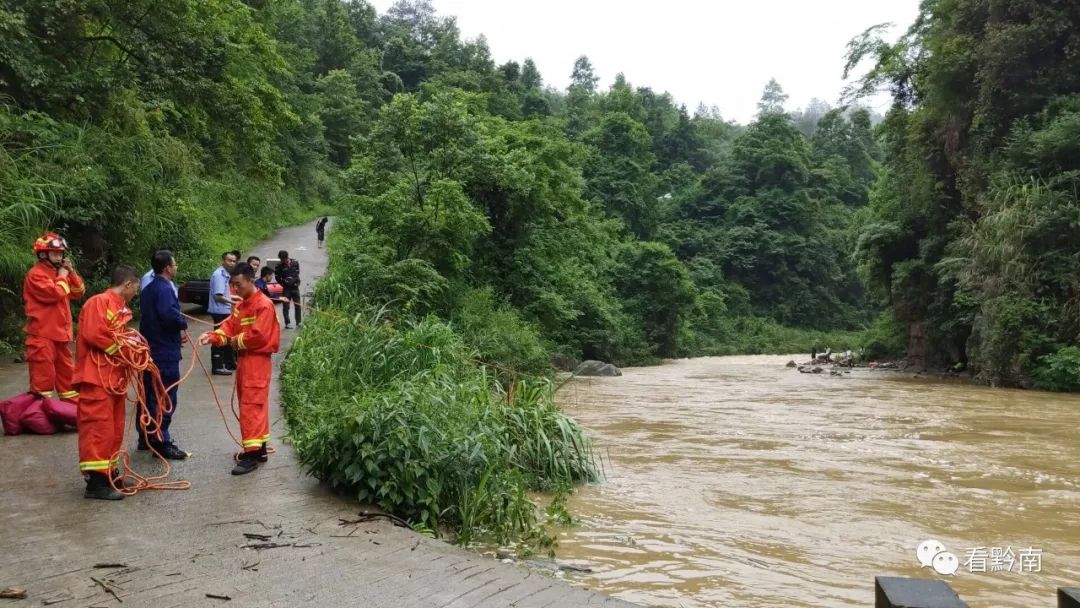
[0, 220, 634, 607]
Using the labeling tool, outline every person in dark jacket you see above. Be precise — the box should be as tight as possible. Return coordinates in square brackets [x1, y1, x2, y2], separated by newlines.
[274, 250, 301, 329]
[138, 250, 189, 460]
[316, 217, 328, 248]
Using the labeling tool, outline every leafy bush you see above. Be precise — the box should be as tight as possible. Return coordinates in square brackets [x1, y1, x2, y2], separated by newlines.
[1033, 346, 1080, 392]
[860, 311, 906, 360]
[281, 305, 597, 546]
[447, 287, 552, 381]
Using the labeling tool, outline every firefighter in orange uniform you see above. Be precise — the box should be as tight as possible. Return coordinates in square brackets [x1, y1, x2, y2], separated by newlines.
[198, 262, 280, 475]
[75, 266, 141, 500]
[23, 233, 86, 403]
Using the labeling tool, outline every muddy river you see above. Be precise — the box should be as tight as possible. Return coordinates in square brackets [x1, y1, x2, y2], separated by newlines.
[554, 355, 1080, 607]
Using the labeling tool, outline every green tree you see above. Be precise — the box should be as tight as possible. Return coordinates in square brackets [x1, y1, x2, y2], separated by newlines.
[756, 78, 788, 116]
[611, 241, 696, 358]
[847, 0, 1080, 383]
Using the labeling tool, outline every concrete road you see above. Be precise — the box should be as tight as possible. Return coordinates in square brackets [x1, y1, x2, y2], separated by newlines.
[0, 219, 636, 608]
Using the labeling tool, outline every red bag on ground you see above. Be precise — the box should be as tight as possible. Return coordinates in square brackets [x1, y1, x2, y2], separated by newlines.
[21, 398, 57, 434]
[0, 392, 62, 435]
[0, 392, 37, 435]
[41, 397, 77, 429]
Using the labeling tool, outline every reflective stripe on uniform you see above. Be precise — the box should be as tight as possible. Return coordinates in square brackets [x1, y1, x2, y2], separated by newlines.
[57, 280, 71, 295]
[79, 460, 111, 472]
[240, 316, 256, 325]
[104, 343, 120, 355]
[59, 390, 79, 399]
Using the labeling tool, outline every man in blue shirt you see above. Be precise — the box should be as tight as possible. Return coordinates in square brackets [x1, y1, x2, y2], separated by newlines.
[140, 268, 155, 292]
[208, 251, 238, 375]
[139, 250, 189, 460]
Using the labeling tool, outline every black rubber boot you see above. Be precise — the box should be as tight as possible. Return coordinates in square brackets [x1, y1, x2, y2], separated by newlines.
[85, 472, 123, 500]
[256, 444, 268, 463]
[231, 451, 259, 475]
[211, 348, 232, 375]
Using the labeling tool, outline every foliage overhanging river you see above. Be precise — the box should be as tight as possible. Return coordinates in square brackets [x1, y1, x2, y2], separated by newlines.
[552, 355, 1080, 607]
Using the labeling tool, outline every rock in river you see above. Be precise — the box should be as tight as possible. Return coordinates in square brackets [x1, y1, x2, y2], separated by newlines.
[573, 360, 622, 377]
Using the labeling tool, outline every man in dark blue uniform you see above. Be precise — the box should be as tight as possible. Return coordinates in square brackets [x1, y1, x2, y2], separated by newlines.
[138, 250, 189, 460]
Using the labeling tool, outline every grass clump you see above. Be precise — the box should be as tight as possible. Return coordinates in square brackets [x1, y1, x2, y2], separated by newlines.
[281, 303, 598, 548]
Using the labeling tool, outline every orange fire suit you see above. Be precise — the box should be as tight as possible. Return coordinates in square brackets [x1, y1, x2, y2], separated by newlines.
[23, 260, 85, 401]
[207, 290, 280, 452]
[74, 290, 133, 474]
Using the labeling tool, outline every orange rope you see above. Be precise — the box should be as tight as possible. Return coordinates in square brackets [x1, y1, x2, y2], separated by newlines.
[89, 321, 191, 494]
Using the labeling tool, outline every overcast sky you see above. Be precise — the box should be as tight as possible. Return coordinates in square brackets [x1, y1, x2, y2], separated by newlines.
[366, 0, 920, 124]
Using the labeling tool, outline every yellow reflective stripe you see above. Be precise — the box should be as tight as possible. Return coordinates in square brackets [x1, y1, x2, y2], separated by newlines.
[104, 343, 120, 355]
[59, 390, 79, 399]
[261, 434, 271, 440]
[79, 460, 111, 471]
[71, 282, 85, 294]
[57, 280, 71, 295]
[242, 439, 264, 447]
[240, 317, 256, 325]
[236, 333, 245, 351]
[213, 329, 227, 336]
[105, 309, 116, 321]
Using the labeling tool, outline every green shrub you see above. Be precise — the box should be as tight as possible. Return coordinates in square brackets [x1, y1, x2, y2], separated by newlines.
[448, 286, 553, 381]
[1033, 346, 1080, 392]
[860, 311, 907, 360]
[281, 307, 598, 546]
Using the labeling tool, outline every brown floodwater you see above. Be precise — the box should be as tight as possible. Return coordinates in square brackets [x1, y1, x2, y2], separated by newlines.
[553, 355, 1080, 607]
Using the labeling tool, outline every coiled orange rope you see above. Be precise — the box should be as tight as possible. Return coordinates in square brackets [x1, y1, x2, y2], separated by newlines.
[89, 320, 193, 495]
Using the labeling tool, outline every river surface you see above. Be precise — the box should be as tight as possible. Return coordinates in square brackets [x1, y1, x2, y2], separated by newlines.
[553, 355, 1080, 607]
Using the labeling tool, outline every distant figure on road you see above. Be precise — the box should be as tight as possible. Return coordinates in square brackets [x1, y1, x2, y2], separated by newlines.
[274, 250, 301, 329]
[316, 217, 328, 248]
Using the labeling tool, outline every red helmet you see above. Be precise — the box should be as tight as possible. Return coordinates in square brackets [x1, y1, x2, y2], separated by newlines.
[33, 233, 67, 254]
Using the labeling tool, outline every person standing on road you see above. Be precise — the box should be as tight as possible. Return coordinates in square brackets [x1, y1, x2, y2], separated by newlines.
[74, 266, 140, 500]
[208, 251, 238, 375]
[138, 250, 189, 460]
[316, 217, 328, 249]
[23, 233, 85, 404]
[274, 250, 301, 329]
[198, 262, 280, 475]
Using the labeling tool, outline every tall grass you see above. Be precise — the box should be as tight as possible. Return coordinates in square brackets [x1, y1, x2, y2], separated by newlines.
[281, 300, 598, 547]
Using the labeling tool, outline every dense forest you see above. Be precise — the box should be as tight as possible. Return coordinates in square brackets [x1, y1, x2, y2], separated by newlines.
[1, 0, 876, 365]
[846, 0, 1080, 389]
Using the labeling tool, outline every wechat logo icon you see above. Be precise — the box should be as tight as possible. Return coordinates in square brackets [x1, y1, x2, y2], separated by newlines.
[917, 539, 959, 575]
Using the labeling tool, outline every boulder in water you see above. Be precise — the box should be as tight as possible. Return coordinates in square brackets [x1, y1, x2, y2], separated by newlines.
[573, 360, 622, 377]
[786, 360, 797, 368]
[550, 352, 578, 372]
